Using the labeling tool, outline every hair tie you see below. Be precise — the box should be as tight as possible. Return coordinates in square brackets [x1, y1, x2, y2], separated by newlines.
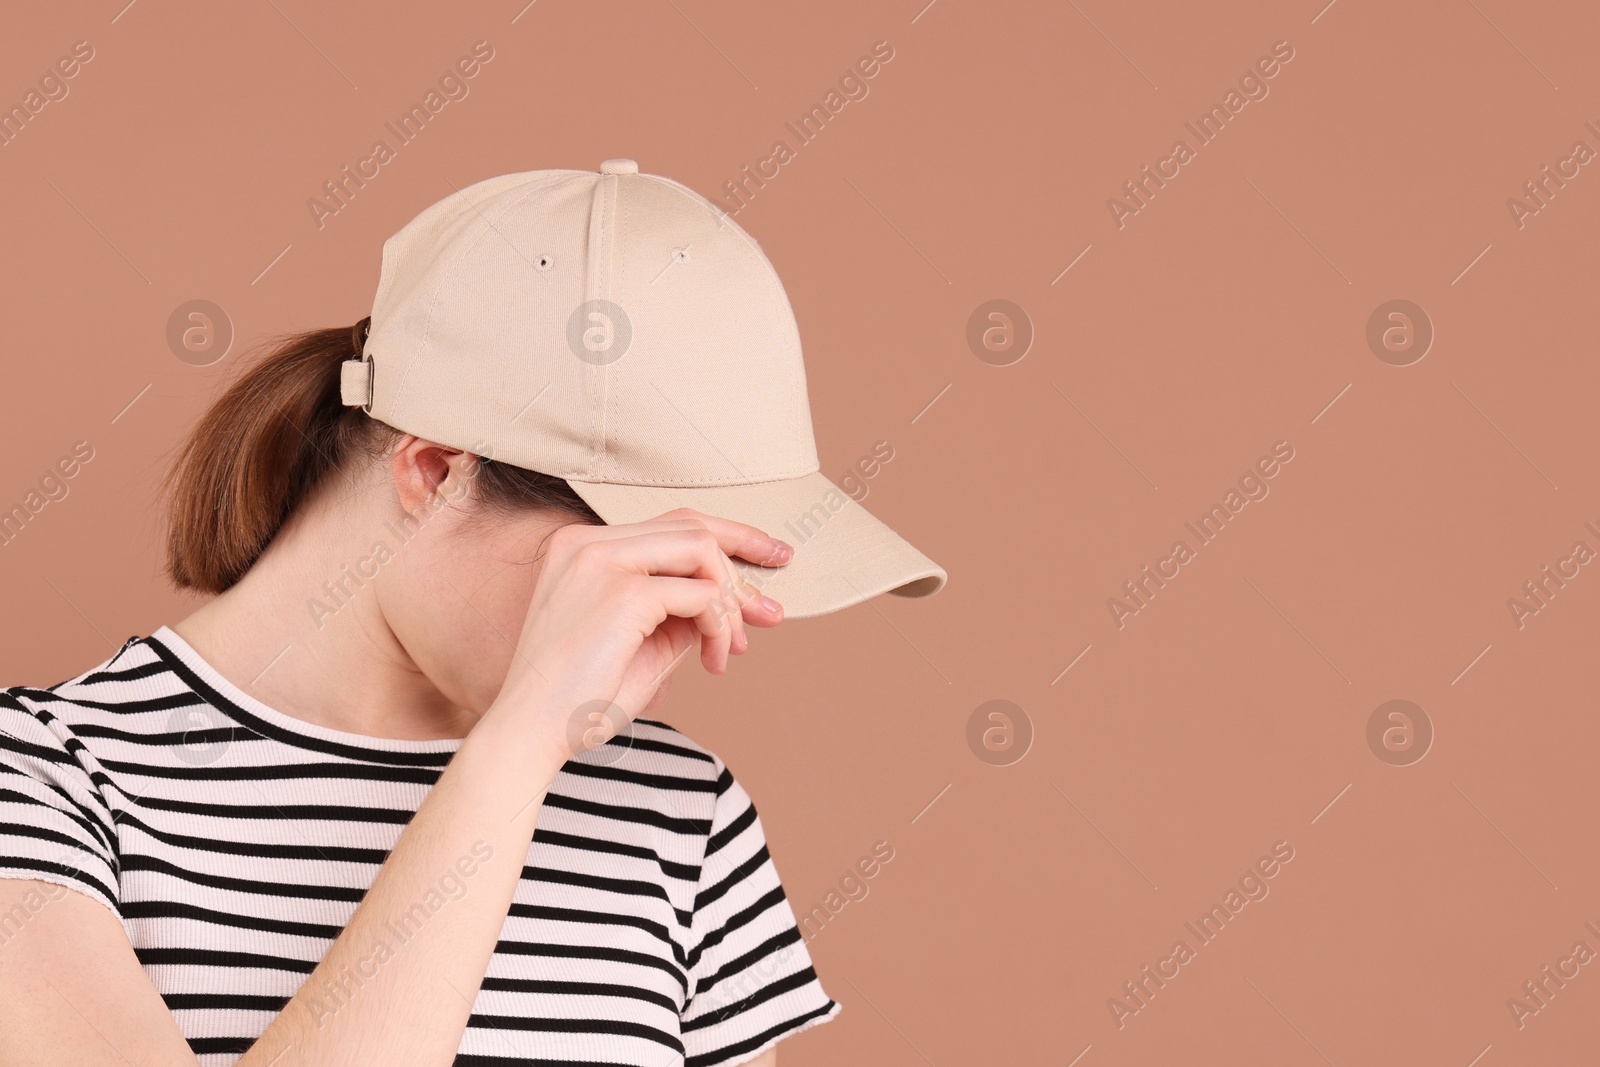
[350, 316, 371, 356]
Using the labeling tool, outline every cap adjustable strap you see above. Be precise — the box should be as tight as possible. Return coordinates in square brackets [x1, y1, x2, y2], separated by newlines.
[340, 358, 372, 409]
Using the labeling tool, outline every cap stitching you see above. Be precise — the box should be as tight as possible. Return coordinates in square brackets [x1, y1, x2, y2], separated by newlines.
[605, 181, 631, 483]
[598, 174, 617, 480]
[558, 459, 821, 486]
[584, 175, 612, 481]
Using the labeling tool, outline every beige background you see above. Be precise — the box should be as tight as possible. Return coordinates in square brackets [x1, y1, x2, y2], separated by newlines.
[4, 0, 1600, 1063]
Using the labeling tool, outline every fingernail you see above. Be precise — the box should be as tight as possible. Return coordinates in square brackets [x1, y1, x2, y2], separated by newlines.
[758, 594, 782, 614]
[768, 539, 793, 563]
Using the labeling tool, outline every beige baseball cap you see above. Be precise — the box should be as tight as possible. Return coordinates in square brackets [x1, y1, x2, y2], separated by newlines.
[341, 159, 946, 619]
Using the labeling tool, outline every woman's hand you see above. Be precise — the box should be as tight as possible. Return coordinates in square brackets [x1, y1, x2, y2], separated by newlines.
[493, 507, 792, 758]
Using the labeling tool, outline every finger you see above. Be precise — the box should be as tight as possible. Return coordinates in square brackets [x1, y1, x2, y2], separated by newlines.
[583, 510, 793, 567]
[664, 509, 794, 568]
[638, 575, 738, 673]
[621, 513, 786, 643]
[566, 519, 782, 638]
[590, 531, 751, 651]
[711, 551, 749, 656]
[736, 575, 784, 628]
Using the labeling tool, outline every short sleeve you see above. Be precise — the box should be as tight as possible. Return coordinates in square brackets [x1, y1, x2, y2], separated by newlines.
[681, 763, 839, 1067]
[0, 690, 121, 915]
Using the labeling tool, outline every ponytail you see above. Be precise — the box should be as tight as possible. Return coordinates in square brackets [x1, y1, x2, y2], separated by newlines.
[163, 318, 599, 594]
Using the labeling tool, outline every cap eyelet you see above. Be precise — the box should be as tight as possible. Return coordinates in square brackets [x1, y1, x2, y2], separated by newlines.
[536, 254, 555, 272]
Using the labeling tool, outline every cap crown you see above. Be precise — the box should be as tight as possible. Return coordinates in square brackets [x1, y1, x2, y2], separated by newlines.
[363, 164, 819, 486]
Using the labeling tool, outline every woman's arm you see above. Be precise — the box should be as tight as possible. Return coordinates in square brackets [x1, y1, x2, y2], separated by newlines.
[0, 707, 565, 1067]
[241, 704, 573, 1065]
[0, 511, 786, 1067]
[0, 876, 196, 1065]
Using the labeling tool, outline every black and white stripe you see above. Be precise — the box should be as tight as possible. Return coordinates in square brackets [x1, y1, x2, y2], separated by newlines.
[0, 627, 837, 1065]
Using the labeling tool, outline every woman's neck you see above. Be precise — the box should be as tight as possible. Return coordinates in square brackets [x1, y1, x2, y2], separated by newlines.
[167, 490, 478, 742]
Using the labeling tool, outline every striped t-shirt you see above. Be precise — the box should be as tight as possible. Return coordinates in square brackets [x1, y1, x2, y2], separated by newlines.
[0, 626, 838, 1065]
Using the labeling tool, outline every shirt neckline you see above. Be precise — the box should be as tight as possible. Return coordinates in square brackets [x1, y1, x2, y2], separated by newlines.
[150, 625, 465, 758]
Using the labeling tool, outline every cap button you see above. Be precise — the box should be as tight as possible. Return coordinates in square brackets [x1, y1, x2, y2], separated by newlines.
[600, 158, 638, 175]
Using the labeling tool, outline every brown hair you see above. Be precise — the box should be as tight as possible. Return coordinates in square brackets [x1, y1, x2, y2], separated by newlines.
[163, 317, 601, 594]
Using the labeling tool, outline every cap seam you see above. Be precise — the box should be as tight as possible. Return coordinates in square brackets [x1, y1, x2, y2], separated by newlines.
[561, 461, 821, 486]
[584, 175, 612, 481]
[605, 181, 630, 482]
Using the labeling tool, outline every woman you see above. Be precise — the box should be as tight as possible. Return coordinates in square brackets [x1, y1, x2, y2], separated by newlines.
[0, 162, 946, 1065]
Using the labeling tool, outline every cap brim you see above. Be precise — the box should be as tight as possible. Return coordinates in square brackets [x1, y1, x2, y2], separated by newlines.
[565, 472, 947, 619]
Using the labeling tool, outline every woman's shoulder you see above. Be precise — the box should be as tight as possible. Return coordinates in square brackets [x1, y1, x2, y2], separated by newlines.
[619, 717, 723, 767]
[2, 635, 154, 725]
[0, 633, 242, 789]
[572, 717, 734, 795]
[560, 717, 763, 841]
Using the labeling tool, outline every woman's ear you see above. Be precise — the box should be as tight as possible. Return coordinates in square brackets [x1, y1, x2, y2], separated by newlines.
[390, 436, 480, 514]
